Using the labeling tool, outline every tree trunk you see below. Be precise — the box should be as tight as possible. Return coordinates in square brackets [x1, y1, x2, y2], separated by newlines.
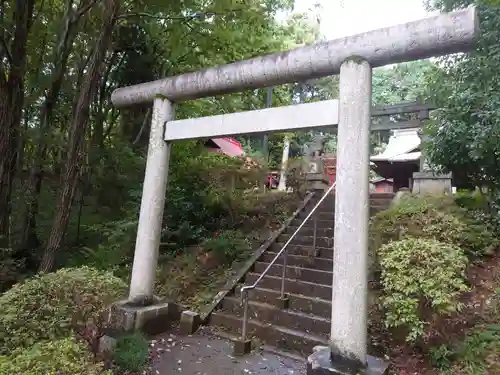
[21, 0, 87, 253]
[38, 0, 121, 273]
[0, 0, 36, 247]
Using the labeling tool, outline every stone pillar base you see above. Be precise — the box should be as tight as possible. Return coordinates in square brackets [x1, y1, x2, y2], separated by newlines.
[307, 347, 389, 375]
[412, 172, 452, 195]
[108, 297, 181, 336]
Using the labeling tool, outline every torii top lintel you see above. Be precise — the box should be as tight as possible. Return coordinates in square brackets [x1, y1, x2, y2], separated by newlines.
[111, 7, 477, 107]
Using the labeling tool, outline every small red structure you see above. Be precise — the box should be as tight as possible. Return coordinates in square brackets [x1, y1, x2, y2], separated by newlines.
[371, 177, 394, 193]
[205, 137, 245, 157]
[322, 154, 337, 186]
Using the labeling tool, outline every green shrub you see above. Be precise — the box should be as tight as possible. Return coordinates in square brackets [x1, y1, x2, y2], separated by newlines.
[0, 266, 126, 354]
[112, 332, 149, 372]
[0, 336, 111, 375]
[378, 238, 469, 343]
[0, 247, 24, 293]
[454, 189, 489, 211]
[370, 194, 497, 259]
[429, 344, 455, 370]
[202, 229, 251, 265]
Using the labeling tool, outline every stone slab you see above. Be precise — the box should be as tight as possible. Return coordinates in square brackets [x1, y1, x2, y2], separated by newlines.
[179, 310, 201, 335]
[307, 347, 389, 375]
[412, 171, 452, 195]
[151, 330, 306, 374]
[109, 298, 181, 335]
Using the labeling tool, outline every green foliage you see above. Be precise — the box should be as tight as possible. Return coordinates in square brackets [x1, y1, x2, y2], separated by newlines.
[370, 194, 498, 259]
[202, 229, 251, 265]
[424, 1, 500, 190]
[429, 344, 455, 370]
[112, 332, 149, 373]
[0, 336, 111, 375]
[0, 266, 126, 353]
[372, 61, 434, 105]
[378, 238, 469, 343]
[0, 247, 24, 293]
[437, 324, 500, 374]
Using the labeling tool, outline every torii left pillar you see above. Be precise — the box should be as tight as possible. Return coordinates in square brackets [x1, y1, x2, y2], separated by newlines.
[109, 97, 180, 335]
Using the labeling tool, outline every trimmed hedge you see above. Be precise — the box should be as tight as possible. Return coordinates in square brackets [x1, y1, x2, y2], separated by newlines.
[378, 237, 469, 342]
[0, 266, 126, 354]
[0, 336, 111, 375]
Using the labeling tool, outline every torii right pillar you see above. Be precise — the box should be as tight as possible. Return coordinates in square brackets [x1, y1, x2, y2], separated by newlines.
[307, 57, 386, 375]
[307, 9, 478, 375]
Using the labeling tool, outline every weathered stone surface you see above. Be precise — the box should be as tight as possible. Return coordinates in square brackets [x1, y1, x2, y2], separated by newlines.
[307, 346, 389, 375]
[275, 295, 290, 309]
[128, 98, 173, 302]
[179, 310, 201, 335]
[233, 338, 252, 356]
[331, 58, 372, 362]
[98, 334, 117, 354]
[109, 299, 180, 335]
[412, 171, 452, 195]
[112, 8, 476, 106]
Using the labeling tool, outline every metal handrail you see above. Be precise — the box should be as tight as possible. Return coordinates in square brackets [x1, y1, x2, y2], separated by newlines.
[239, 182, 337, 342]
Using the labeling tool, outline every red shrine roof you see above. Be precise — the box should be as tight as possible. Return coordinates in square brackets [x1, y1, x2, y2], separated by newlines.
[208, 137, 245, 157]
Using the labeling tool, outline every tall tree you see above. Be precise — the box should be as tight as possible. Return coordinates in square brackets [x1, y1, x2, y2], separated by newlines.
[0, 0, 36, 247]
[21, 0, 100, 254]
[423, 0, 500, 189]
[39, 0, 121, 272]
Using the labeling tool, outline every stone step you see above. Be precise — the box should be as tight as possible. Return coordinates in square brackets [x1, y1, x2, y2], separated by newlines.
[245, 273, 332, 300]
[209, 311, 328, 356]
[284, 225, 334, 237]
[221, 297, 330, 336]
[234, 286, 331, 319]
[298, 211, 334, 221]
[306, 200, 390, 211]
[260, 252, 333, 272]
[298, 207, 388, 221]
[254, 262, 333, 286]
[269, 244, 333, 259]
[290, 218, 333, 229]
[307, 192, 394, 204]
[276, 234, 333, 248]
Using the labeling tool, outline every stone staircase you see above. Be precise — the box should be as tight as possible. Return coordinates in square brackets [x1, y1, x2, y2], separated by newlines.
[207, 192, 395, 357]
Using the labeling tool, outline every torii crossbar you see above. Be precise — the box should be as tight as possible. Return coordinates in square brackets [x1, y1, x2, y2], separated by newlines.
[111, 7, 477, 375]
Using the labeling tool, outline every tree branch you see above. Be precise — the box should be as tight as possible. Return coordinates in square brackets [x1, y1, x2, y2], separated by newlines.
[77, 0, 101, 17]
[116, 9, 244, 22]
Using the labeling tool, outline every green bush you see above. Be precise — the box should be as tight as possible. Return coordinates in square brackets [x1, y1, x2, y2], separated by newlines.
[0, 266, 126, 354]
[370, 194, 497, 258]
[0, 247, 24, 293]
[0, 336, 111, 375]
[112, 332, 149, 372]
[378, 238, 469, 343]
[202, 229, 251, 265]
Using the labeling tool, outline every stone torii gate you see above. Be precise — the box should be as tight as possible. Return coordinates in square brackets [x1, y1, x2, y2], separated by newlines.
[111, 8, 477, 375]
